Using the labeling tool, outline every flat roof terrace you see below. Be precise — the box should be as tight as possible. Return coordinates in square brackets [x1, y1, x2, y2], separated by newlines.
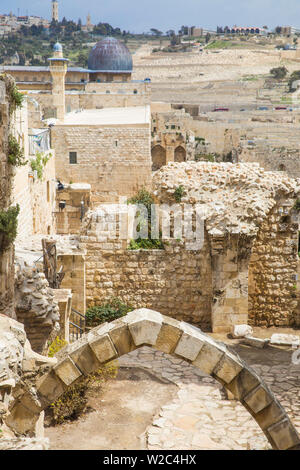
[60, 105, 151, 126]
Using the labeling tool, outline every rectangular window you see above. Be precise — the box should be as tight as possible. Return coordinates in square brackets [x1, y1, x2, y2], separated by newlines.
[69, 152, 77, 164]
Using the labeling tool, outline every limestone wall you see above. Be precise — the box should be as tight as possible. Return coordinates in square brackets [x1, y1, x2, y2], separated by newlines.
[12, 150, 56, 241]
[82, 236, 213, 329]
[51, 123, 152, 204]
[0, 78, 15, 317]
[56, 184, 91, 234]
[248, 202, 299, 327]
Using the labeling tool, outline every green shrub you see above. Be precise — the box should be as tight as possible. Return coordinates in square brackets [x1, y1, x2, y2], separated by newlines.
[128, 237, 164, 250]
[270, 66, 288, 80]
[30, 152, 52, 180]
[8, 135, 27, 166]
[174, 185, 185, 202]
[0, 205, 20, 252]
[85, 297, 133, 327]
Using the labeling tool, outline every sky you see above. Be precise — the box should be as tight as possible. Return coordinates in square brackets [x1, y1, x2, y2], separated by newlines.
[2, 0, 300, 34]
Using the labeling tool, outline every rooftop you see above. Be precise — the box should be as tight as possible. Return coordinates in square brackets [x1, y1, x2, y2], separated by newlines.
[59, 105, 150, 126]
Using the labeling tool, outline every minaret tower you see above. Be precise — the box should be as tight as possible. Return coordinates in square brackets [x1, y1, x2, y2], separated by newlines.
[48, 42, 69, 121]
[52, 0, 59, 22]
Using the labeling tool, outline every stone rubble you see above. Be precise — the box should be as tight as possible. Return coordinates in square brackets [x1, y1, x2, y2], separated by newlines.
[152, 162, 300, 236]
[14, 263, 60, 354]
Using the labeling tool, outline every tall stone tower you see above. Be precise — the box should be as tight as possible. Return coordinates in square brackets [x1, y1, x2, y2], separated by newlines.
[48, 42, 68, 121]
[52, 0, 59, 22]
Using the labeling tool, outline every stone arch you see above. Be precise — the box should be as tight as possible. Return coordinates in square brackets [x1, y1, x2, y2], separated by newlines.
[174, 145, 186, 162]
[9, 309, 300, 450]
[151, 145, 166, 171]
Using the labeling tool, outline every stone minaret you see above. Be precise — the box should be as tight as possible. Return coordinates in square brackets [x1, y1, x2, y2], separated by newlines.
[52, 0, 59, 22]
[48, 43, 68, 121]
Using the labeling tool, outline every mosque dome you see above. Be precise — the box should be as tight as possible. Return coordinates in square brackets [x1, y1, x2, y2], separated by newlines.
[53, 42, 63, 52]
[88, 37, 133, 72]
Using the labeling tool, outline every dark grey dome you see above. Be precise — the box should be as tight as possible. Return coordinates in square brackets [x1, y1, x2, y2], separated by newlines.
[88, 37, 133, 72]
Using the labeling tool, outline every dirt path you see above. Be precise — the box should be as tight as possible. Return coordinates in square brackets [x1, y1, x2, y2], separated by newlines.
[45, 367, 177, 450]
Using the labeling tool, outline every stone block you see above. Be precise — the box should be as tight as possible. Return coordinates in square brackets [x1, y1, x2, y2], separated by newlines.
[254, 401, 285, 431]
[89, 334, 117, 363]
[242, 336, 269, 349]
[128, 309, 163, 347]
[213, 351, 243, 384]
[69, 343, 101, 376]
[174, 329, 205, 362]
[226, 367, 260, 400]
[232, 324, 253, 338]
[155, 316, 183, 354]
[192, 342, 224, 375]
[54, 357, 82, 386]
[109, 322, 135, 356]
[20, 392, 42, 415]
[267, 418, 300, 450]
[36, 371, 66, 404]
[270, 333, 300, 347]
[244, 384, 273, 414]
[5, 402, 40, 435]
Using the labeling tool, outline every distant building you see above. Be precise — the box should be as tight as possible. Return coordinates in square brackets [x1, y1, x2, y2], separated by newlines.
[218, 26, 264, 35]
[179, 26, 215, 37]
[279, 26, 300, 36]
[81, 14, 94, 33]
[52, 0, 59, 22]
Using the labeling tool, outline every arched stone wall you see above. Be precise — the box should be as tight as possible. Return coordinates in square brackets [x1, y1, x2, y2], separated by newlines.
[151, 145, 166, 171]
[174, 145, 186, 162]
[8, 309, 300, 450]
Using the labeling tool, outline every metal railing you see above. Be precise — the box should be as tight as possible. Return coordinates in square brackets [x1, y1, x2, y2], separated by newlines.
[69, 308, 86, 343]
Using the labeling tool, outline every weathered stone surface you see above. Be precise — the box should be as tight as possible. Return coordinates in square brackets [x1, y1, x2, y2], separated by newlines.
[232, 324, 253, 338]
[69, 343, 101, 376]
[155, 316, 183, 354]
[36, 371, 66, 404]
[89, 334, 117, 363]
[6, 402, 40, 435]
[242, 336, 269, 349]
[128, 309, 162, 346]
[192, 342, 224, 375]
[244, 384, 274, 414]
[226, 367, 260, 400]
[0, 437, 50, 450]
[270, 334, 300, 347]
[174, 324, 207, 361]
[254, 401, 286, 431]
[213, 351, 243, 384]
[267, 418, 300, 450]
[109, 322, 135, 356]
[53, 357, 82, 386]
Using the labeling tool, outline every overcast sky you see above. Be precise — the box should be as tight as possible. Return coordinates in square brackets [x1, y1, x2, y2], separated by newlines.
[2, 0, 300, 33]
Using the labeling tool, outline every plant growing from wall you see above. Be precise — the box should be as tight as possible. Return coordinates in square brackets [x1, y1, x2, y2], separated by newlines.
[8, 135, 27, 166]
[127, 188, 164, 250]
[294, 199, 300, 212]
[0, 204, 20, 252]
[30, 152, 52, 180]
[0, 73, 23, 114]
[85, 297, 133, 327]
[48, 336, 68, 358]
[174, 185, 186, 202]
